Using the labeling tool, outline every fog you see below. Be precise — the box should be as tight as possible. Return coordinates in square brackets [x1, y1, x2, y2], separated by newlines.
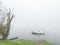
[1, 0, 60, 45]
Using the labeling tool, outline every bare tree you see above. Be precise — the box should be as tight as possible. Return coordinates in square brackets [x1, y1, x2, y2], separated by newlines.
[2, 9, 14, 40]
[0, 1, 14, 40]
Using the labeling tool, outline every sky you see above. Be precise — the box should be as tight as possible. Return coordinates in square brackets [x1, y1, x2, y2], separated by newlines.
[0, 0, 60, 45]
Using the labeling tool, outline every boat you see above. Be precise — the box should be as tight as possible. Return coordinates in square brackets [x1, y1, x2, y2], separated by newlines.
[32, 31, 45, 35]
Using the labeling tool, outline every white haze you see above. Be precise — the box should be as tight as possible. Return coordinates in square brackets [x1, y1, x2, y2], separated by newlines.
[1, 0, 60, 45]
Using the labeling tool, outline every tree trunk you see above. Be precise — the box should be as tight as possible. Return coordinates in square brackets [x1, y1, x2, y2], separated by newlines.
[2, 9, 14, 40]
[2, 10, 10, 40]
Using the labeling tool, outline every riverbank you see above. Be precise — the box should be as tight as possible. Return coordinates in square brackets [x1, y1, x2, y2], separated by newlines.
[0, 40, 55, 45]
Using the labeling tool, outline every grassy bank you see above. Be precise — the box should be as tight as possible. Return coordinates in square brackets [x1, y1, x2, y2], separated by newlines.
[0, 40, 54, 45]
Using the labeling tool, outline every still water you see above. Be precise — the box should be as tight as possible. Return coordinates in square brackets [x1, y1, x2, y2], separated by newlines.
[8, 22, 60, 45]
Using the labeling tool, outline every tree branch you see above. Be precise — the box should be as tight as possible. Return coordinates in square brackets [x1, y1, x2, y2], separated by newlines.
[10, 14, 14, 23]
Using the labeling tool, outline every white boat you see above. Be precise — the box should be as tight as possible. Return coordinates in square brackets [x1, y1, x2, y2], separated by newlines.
[32, 31, 45, 35]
